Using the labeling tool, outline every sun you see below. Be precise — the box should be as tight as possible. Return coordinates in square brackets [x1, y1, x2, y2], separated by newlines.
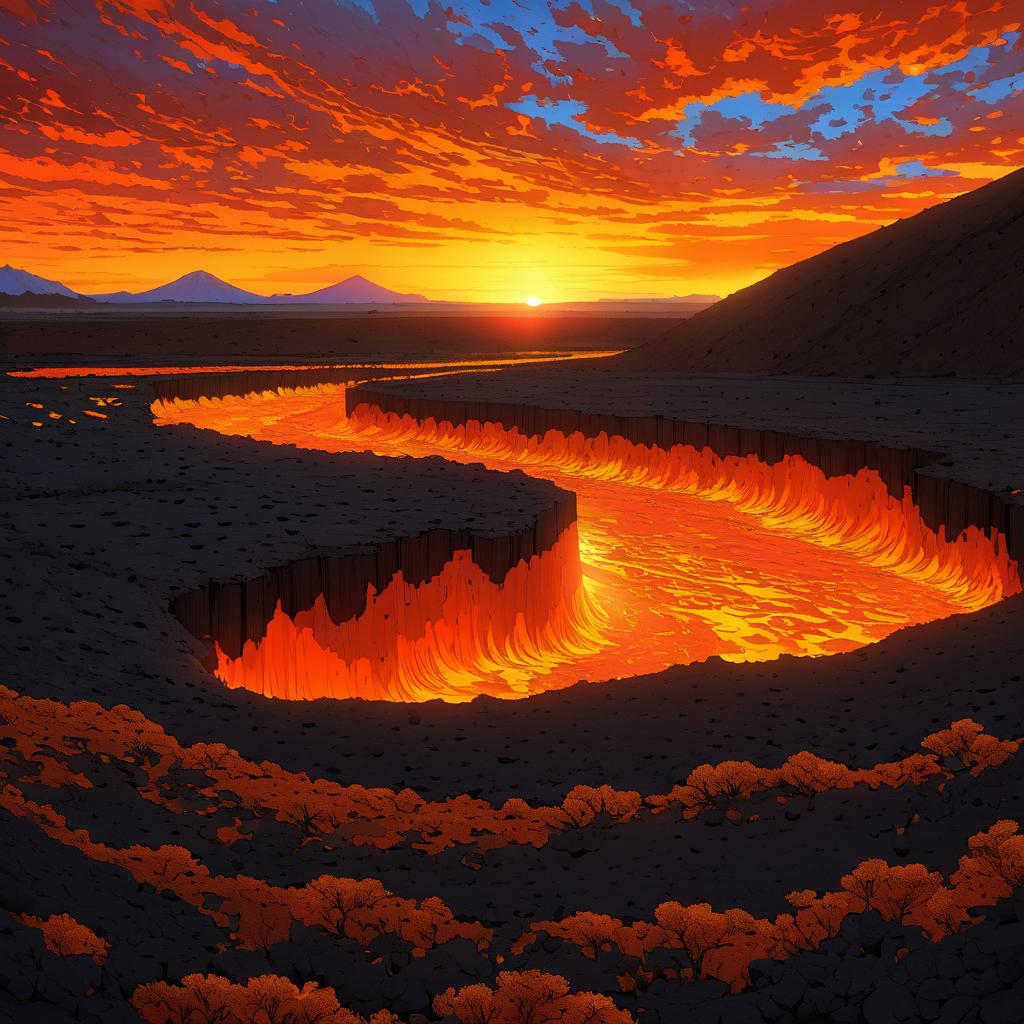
[524, 295, 543, 307]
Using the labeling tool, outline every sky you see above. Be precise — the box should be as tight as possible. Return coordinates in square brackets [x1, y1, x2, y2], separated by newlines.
[0, 0, 1021, 303]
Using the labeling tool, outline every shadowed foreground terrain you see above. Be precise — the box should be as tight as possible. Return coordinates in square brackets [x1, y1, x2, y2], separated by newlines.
[1, 361, 1023, 1024]
[0, 311, 678, 361]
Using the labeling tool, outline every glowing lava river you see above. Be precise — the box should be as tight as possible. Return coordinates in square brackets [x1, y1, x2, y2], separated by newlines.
[153, 381, 1020, 703]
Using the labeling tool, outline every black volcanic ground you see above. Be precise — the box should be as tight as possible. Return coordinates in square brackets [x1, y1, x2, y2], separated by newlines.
[1, 351, 1024, 1023]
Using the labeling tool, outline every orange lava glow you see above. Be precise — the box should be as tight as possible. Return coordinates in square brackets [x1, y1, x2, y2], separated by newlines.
[9, 364, 339, 379]
[216, 527, 600, 702]
[8, 352, 622, 380]
[153, 384, 1020, 702]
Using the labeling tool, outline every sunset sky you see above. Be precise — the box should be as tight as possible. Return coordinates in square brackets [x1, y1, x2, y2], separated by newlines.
[1, 0, 1021, 302]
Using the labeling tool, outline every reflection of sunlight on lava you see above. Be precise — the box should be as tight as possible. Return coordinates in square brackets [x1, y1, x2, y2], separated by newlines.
[153, 383, 1020, 702]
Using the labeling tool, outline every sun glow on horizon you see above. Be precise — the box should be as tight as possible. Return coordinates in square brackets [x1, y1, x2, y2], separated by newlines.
[525, 296, 543, 307]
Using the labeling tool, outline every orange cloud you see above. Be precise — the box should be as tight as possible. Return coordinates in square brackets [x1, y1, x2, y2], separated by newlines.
[0, 0, 1020, 300]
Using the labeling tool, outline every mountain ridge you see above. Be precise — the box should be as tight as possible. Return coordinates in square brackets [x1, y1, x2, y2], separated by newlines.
[0, 267, 433, 305]
[616, 168, 1024, 377]
[91, 270, 263, 304]
[270, 274, 427, 304]
[0, 264, 80, 298]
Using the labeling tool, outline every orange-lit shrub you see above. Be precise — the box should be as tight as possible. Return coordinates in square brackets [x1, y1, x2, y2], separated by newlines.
[777, 752, 856, 798]
[0, 780, 488, 956]
[5, 759, 1024, 998]
[560, 786, 642, 828]
[434, 970, 634, 1024]
[5, 682, 1024, 1000]
[922, 719, 1019, 775]
[16, 912, 108, 963]
[652, 902, 772, 989]
[950, 819, 1024, 905]
[922, 889, 975, 938]
[649, 761, 768, 819]
[839, 861, 943, 924]
[860, 753, 942, 790]
[511, 822, 1024, 994]
[299, 876, 490, 955]
[513, 913, 629, 961]
[131, 973, 400, 1024]
[770, 890, 850, 957]
[2, 687, 1020, 862]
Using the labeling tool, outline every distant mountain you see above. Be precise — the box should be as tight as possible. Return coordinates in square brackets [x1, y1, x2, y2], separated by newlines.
[0, 264, 79, 298]
[618, 168, 1024, 377]
[86, 269, 429, 304]
[91, 270, 263, 304]
[273, 275, 428, 304]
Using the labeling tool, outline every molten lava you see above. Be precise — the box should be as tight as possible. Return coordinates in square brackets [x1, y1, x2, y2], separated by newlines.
[153, 384, 1020, 702]
[214, 527, 602, 702]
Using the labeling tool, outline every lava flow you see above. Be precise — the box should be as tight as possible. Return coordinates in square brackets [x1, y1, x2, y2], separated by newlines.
[8, 351, 622, 379]
[153, 384, 1020, 702]
[214, 528, 602, 703]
